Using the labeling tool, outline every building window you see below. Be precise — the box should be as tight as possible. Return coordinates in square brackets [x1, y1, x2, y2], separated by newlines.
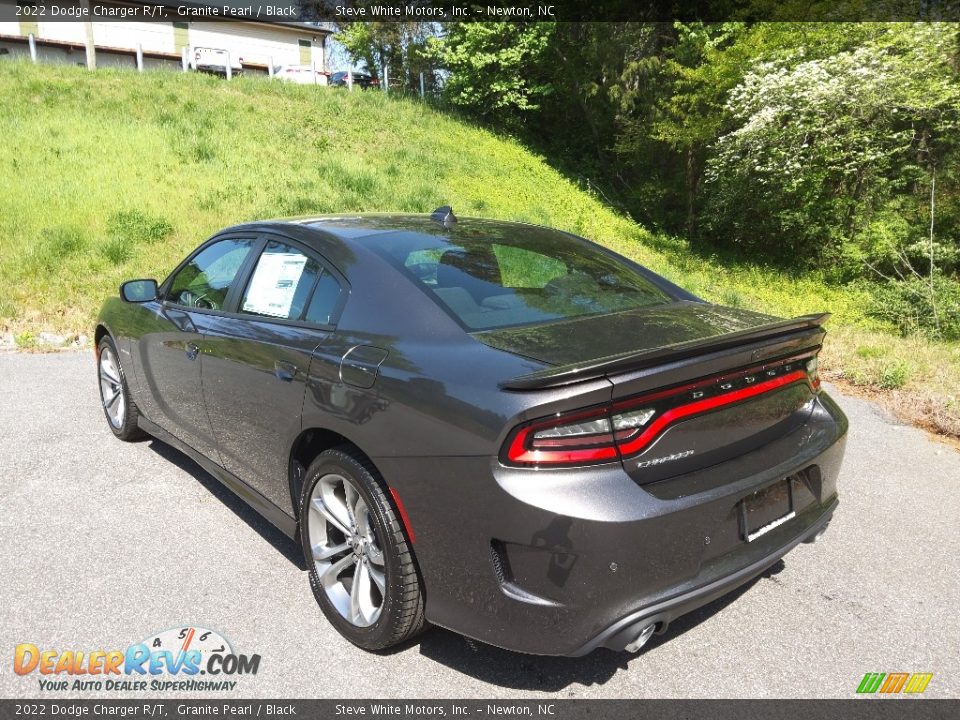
[298, 39, 312, 65]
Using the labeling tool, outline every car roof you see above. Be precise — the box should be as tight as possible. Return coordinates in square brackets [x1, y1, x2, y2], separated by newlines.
[219, 213, 551, 246]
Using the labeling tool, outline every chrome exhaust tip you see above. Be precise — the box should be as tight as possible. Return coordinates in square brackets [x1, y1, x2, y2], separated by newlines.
[623, 622, 657, 653]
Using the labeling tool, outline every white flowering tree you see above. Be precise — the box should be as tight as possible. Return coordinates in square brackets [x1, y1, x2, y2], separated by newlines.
[703, 23, 960, 283]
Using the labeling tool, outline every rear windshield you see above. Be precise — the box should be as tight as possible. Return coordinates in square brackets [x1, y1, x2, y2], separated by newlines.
[364, 225, 673, 331]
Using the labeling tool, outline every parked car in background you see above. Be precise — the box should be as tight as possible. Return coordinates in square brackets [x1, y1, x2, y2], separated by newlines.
[191, 47, 242, 76]
[95, 208, 846, 656]
[330, 71, 379, 89]
[275, 65, 330, 86]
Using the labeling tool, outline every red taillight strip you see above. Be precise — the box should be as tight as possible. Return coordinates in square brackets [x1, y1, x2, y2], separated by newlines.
[615, 369, 809, 457]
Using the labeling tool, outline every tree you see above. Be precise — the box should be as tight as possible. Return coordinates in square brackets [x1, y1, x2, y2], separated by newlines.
[336, 21, 438, 92]
[427, 23, 555, 125]
[702, 23, 960, 277]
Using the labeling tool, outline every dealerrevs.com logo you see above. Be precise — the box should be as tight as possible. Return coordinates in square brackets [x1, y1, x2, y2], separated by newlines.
[13, 626, 260, 693]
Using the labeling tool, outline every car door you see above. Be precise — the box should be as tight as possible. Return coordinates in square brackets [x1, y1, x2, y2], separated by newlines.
[199, 236, 347, 515]
[135, 236, 258, 463]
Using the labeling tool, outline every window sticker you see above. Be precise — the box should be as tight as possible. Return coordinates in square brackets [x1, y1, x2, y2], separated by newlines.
[242, 252, 308, 318]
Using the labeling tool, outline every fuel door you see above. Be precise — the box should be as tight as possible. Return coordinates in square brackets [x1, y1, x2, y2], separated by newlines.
[340, 345, 388, 389]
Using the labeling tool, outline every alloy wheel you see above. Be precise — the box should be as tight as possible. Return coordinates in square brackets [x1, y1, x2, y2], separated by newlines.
[99, 346, 126, 429]
[307, 473, 386, 627]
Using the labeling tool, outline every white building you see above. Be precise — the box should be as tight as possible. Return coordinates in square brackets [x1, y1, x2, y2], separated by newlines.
[0, 1, 332, 76]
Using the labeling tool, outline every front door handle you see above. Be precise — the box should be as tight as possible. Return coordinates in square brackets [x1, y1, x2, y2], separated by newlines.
[274, 361, 298, 382]
[185, 343, 200, 361]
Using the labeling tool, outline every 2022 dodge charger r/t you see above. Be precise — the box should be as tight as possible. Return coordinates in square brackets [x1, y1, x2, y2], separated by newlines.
[95, 208, 847, 656]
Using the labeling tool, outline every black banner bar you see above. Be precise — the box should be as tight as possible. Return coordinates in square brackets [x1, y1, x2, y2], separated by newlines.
[2, 0, 960, 23]
[1, 700, 959, 720]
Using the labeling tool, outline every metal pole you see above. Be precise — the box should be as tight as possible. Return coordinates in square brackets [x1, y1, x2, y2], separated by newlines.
[383, 65, 388, 94]
[347, 68, 353, 91]
[28, 33, 37, 64]
[312, 60, 317, 85]
[225, 51, 232, 81]
[136, 43, 143, 72]
[84, 23, 96, 69]
[182, 47, 188, 72]
[419, 72, 425, 99]
[268, 57, 274, 78]
[81, 0, 95, 70]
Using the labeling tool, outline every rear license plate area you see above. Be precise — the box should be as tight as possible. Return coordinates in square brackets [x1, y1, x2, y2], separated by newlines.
[739, 478, 795, 542]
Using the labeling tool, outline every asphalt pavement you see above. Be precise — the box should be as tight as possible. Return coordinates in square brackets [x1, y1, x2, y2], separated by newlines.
[1, 351, 958, 698]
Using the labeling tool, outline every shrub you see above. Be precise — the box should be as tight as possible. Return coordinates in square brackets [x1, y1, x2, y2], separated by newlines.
[106, 210, 173, 245]
[878, 360, 910, 390]
[867, 276, 960, 341]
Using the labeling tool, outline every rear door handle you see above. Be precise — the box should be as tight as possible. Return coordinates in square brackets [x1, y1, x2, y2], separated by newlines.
[185, 343, 200, 361]
[274, 361, 299, 382]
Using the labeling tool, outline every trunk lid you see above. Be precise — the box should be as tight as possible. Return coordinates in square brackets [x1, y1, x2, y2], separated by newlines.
[475, 301, 780, 369]
[491, 302, 828, 485]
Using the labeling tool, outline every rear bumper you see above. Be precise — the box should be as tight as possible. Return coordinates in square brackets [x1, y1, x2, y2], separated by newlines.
[376, 391, 848, 656]
[571, 499, 836, 655]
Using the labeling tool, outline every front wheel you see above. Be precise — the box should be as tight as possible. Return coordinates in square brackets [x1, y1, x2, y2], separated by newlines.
[97, 336, 144, 441]
[300, 447, 426, 650]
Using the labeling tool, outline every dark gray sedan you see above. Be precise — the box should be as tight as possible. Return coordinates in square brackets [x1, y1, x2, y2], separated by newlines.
[95, 208, 847, 655]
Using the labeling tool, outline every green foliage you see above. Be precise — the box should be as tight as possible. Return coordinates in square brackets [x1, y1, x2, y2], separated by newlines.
[0, 58, 883, 336]
[107, 210, 174, 245]
[877, 359, 910, 390]
[428, 23, 555, 123]
[336, 21, 439, 92]
[28, 225, 89, 273]
[14, 331, 37, 349]
[703, 24, 960, 272]
[867, 275, 960, 341]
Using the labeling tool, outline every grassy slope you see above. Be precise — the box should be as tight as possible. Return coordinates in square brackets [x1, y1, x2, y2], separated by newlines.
[1, 61, 957, 437]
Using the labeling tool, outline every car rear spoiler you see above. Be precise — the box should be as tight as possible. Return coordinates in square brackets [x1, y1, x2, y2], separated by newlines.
[499, 313, 831, 391]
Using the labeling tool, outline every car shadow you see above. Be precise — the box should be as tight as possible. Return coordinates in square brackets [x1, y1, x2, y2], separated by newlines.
[398, 560, 786, 692]
[146, 439, 306, 570]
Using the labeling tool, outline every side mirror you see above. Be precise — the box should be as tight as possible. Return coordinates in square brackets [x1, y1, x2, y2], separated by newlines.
[120, 279, 158, 303]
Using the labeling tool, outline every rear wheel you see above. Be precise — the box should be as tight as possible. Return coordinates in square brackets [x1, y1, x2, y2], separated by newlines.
[300, 447, 426, 650]
[97, 336, 144, 441]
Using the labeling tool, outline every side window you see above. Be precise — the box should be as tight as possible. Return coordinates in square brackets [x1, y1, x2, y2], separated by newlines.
[239, 240, 343, 325]
[241, 241, 321, 320]
[167, 238, 255, 310]
[303, 272, 342, 325]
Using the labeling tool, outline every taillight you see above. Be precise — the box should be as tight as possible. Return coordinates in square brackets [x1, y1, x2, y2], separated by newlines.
[506, 407, 619, 465]
[502, 352, 820, 468]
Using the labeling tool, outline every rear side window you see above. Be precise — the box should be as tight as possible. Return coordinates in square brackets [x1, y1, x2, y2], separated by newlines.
[304, 273, 342, 325]
[366, 228, 672, 331]
[239, 241, 342, 325]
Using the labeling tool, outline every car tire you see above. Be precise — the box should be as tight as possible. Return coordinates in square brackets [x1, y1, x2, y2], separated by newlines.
[300, 446, 427, 650]
[97, 336, 145, 442]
